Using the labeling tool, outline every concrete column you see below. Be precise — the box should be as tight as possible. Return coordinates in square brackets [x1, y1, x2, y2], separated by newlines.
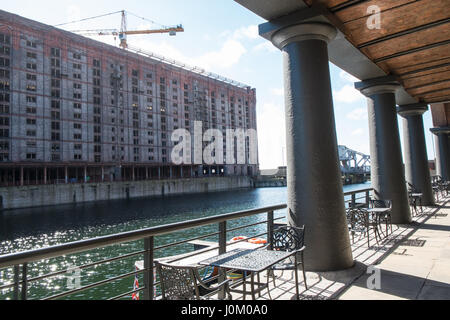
[158, 167, 161, 180]
[64, 166, 68, 184]
[355, 76, 412, 224]
[20, 167, 23, 186]
[398, 103, 434, 205]
[267, 22, 353, 271]
[84, 166, 88, 183]
[44, 167, 47, 185]
[431, 128, 450, 180]
[101, 166, 105, 182]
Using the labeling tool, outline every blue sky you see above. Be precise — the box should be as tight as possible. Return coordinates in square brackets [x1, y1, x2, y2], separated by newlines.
[3, 0, 437, 169]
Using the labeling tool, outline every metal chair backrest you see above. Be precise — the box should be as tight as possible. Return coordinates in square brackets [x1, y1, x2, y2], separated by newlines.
[155, 261, 199, 300]
[370, 199, 392, 209]
[272, 225, 305, 252]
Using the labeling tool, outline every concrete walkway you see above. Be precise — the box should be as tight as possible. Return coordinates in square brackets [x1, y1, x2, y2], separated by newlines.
[338, 198, 450, 300]
[223, 196, 450, 300]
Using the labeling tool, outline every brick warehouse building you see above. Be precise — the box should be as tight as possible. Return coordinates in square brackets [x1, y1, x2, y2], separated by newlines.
[0, 10, 258, 187]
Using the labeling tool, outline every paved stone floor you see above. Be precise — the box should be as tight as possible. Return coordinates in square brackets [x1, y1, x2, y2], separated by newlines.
[226, 195, 450, 300]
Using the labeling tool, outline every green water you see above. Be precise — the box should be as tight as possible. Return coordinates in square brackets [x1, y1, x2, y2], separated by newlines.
[0, 183, 370, 300]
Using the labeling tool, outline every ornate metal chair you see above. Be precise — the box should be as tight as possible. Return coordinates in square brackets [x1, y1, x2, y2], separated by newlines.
[346, 208, 371, 246]
[407, 182, 423, 216]
[155, 261, 232, 300]
[266, 225, 308, 292]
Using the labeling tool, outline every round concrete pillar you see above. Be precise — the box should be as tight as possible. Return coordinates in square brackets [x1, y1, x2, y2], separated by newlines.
[271, 22, 353, 271]
[356, 79, 412, 224]
[431, 128, 450, 181]
[398, 104, 435, 205]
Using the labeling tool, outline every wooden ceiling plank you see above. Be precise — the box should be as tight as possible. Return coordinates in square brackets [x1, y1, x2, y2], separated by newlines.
[403, 72, 450, 89]
[400, 65, 450, 80]
[414, 88, 450, 99]
[374, 40, 450, 63]
[406, 78, 450, 92]
[427, 95, 450, 104]
[343, 0, 450, 46]
[395, 57, 450, 75]
[360, 22, 450, 61]
[379, 43, 450, 70]
[334, 0, 415, 23]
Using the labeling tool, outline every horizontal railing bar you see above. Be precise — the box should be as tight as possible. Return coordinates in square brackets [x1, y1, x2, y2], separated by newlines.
[109, 286, 147, 301]
[228, 221, 268, 233]
[228, 216, 285, 233]
[153, 232, 220, 251]
[343, 188, 373, 196]
[0, 204, 287, 268]
[153, 215, 283, 252]
[26, 249, 147, 284]
[0, 282, 15, 291]
[43, 268, 146, 300]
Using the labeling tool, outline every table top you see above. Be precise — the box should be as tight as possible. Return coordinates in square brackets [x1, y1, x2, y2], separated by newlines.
[198, 248, 295, 273]
[366, 207, 391, 213]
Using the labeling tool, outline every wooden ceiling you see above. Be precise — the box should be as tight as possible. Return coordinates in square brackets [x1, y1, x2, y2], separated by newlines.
[303, 0, 450, 105]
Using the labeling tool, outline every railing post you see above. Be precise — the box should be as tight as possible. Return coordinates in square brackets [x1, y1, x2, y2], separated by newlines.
[13, 265, 19, 300]
[218, 221, 227, 300]
[366, 190, 371, 207]
[267, 211, 274, 250]
[143, 236, 154, 300]
[21, 263, 28, 300]
[218, 221, 227, 255]
[351, 193, 356, 208]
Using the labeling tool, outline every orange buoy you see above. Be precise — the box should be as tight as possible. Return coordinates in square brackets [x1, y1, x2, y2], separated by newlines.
[231, 236, 247, 242]
[247, 238, 267, 244]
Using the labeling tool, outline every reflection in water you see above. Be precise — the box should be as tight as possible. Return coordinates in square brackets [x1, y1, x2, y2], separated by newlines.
[0, 182, 370, 299]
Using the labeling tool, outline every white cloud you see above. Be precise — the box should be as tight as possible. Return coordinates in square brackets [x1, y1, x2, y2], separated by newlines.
[346, 108, 368, 121]
[197, 39, 247, 69]
[253, 41, 277, 53]
[233, 25, 259, 40]
[333, 85, 365, 103]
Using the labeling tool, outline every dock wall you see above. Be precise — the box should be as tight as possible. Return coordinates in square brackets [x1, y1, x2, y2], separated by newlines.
[0, 176, 254, 210]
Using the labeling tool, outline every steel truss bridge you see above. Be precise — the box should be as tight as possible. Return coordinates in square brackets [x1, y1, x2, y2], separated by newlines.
[338, 146, 371, 183]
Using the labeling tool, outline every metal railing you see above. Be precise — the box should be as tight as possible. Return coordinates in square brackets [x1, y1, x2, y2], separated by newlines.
[0, 187, 375, 300]
[343, 187, 374, 209]
[0, 204, 287, 300]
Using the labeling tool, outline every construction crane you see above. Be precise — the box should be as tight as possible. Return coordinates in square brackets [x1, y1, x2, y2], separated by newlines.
[64, 10, 184, 49]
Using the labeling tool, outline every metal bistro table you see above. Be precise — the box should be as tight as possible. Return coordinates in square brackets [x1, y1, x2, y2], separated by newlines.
[366, 207, 392, 238]
[410, 193, 423, 215]
[199, 248, 299, 300]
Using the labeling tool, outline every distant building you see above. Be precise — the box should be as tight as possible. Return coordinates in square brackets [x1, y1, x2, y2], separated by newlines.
[0, 10, 258, 186]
